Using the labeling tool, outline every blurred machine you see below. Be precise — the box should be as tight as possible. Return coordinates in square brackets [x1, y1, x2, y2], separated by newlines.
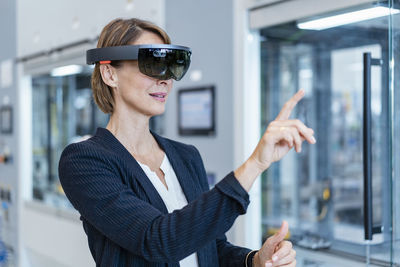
[0, 141, 16, 266]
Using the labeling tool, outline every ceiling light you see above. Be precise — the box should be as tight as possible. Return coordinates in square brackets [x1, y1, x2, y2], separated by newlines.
[51, 65, 83, 77]
[297, 6, 399, 31]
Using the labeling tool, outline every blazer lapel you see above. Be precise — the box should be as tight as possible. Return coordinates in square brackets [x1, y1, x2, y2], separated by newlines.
[126, 154, 169, 213]
[151, 132, 203, 203]
[95, 128, 168, 214]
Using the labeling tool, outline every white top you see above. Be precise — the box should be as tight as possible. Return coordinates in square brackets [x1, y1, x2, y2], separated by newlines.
[137, 154, 199, 267]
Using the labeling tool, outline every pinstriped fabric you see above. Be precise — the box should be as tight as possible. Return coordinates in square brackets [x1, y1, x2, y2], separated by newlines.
[59, 128, 252, 266]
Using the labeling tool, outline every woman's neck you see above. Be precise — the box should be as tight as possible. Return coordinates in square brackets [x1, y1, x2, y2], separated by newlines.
[106, 108, 156, 156]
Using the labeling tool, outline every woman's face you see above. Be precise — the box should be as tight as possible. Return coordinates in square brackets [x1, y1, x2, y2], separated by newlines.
[112, 31, 173, 117]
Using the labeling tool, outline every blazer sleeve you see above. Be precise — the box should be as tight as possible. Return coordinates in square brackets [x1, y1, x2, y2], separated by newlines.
[58, 142, 250, 263]
[190, 145, 253, 266]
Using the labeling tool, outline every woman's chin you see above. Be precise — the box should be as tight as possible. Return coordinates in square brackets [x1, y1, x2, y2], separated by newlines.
[149, 107, 166, 116]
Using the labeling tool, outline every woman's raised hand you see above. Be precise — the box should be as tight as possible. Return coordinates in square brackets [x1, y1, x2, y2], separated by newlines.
[249, 89, 316, 173]
[234, 89, 316, 192]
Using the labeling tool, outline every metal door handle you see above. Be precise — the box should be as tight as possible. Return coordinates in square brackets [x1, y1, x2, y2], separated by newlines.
[363, 52, 383, 240]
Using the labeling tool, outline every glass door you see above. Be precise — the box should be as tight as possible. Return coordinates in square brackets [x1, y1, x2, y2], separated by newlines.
[259, 1, 399, 265]
[389, 0, 400, 265]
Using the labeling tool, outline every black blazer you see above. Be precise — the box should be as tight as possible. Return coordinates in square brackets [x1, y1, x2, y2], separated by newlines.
[59, 128, 252, 267]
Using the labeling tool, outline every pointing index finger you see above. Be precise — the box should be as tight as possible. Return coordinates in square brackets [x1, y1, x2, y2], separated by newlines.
[276, 89, 305, 121]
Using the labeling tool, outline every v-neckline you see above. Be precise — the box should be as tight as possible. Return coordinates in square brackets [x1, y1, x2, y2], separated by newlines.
[137, 152, 166, 173]
[137, 154, 169, 191]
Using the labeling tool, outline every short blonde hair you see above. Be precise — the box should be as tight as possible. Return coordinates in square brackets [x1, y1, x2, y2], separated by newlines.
[91, 18, 171, 114]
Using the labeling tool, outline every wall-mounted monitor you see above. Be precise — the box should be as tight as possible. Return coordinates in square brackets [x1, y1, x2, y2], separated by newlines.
[178, 85, 215, 136]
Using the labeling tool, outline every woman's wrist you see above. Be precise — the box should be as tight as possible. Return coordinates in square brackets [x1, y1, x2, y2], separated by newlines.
[252, 251, 261, 267]
[245, 250, 259, 267]
[248, 153, 270, 174]
[234, 158, 265, 192]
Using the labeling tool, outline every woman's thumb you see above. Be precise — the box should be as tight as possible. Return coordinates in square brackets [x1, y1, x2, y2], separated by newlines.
[269, 221, 288, 245]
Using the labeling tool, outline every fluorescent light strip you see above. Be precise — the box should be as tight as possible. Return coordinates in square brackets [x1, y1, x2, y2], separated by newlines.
[297, 6, 400, 31]
[51, 65, 83, 77]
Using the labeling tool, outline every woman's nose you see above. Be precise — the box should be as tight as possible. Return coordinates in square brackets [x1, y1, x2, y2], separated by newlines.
[157, 79, 173, 86]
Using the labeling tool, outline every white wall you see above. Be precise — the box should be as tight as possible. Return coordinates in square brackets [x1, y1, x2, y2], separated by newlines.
[17, 0, 165, 58]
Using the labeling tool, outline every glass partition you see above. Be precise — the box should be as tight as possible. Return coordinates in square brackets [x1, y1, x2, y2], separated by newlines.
[31, 68, 109, 208]
[260, 1, 399, 265]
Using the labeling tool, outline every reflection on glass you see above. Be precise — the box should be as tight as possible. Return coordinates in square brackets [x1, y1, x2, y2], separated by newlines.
[390, 0, 400, 264]
[260, 2, 395, 264]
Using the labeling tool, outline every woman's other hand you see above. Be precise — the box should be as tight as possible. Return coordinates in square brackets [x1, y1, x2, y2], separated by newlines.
[249, 89, 316, 173]
[253, 221, 296, 267]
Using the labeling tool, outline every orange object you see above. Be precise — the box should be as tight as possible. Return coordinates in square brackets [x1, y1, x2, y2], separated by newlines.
[267, 227, 291, 239]
[100, 60, 111, 64]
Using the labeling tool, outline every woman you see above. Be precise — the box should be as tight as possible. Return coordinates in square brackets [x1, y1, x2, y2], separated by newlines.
[59, 18, 316, 267]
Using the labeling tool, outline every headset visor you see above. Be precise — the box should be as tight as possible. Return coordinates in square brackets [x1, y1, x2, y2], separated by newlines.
[86, 44, 191, 81]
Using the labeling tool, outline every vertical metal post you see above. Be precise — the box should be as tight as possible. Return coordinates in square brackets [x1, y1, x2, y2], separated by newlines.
[363, 52, 383, 241]
[363, 52, 373, 241]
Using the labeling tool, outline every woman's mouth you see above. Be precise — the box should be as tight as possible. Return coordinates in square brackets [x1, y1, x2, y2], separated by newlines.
[149, 92, 167, 102]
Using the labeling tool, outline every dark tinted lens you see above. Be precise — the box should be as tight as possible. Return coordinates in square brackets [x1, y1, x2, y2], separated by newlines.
[138, 49, 169, 79]
[138, 48, 191, 80]
[166, 50, 191, 81]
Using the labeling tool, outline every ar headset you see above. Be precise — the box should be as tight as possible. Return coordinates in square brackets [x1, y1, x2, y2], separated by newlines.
[86, 44, 192, 81]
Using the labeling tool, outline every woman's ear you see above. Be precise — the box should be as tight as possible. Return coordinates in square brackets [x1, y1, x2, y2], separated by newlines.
[99, 64, 118, 88]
